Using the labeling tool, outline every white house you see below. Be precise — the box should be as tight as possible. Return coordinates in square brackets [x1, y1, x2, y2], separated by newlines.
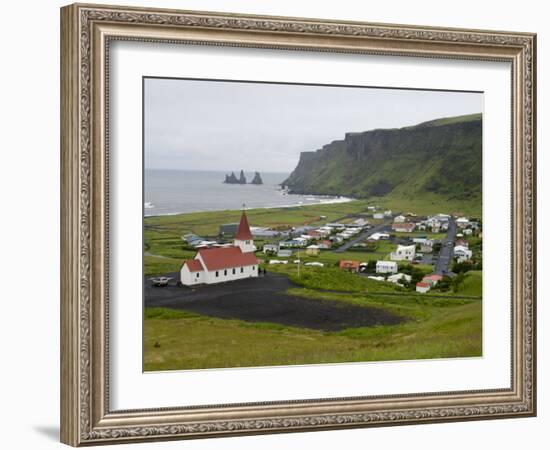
[180, 210, 258, 286]
[420, 240, 434, 253]
[376, 260, 398, 274]
[387, 273, 412, 284]
[394, 215, 406, 223]
[368, 276, 385, 281]
[369, 232, 390, 241]
[392, 222, 416, 233]
[269, 260, 288, 265]
[412, 236, 429, 244]
[454, 245, 473, 262]
[263, 243, 279, 254]
[373, 213, 384, 219]
[279, 237, 307, 248]
[456, 217, 470, 228]
[384, 210, 393, 217]
[416, 282, 431, 293]
[390, 244, 416, 261]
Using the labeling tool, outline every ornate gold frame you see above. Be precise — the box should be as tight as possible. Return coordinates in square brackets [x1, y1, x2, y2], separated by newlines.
[60, 3, 536, 446]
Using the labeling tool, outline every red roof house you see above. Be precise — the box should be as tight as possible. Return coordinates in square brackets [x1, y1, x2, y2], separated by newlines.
[307, 230, 322, 238]
[416, 281, 430, 293]
[422, 274, 443, 286]
[339, 260, 360, 272]
[392, 222, 416, 232]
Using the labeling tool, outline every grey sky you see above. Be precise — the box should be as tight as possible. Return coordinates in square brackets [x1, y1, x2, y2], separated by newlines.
[144, 78, 482, 174]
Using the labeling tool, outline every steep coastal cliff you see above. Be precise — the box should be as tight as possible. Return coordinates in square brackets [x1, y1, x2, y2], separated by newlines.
[282, 114, 482, 202]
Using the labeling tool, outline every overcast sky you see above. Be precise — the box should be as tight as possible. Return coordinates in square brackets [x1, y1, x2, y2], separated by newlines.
[144, 78, 482, 174]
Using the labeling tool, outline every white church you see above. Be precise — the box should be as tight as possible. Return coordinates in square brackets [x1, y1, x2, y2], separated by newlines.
[180, 210, 259, 286]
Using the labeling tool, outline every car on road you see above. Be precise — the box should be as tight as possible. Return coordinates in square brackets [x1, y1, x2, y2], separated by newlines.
[150, 276, 172, 287]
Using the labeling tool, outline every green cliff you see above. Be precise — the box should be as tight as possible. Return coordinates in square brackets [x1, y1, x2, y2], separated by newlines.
[283, 113, 482, 206]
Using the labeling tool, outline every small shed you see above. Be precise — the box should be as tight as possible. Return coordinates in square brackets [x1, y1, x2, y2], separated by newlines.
[306, 245, 320, 256]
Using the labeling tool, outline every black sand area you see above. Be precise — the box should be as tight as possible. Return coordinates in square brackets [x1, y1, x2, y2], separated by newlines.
[145, 273, 404, 332]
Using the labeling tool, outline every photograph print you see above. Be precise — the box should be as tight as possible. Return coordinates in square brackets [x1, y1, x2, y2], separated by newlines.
[143, 77, 483, 372]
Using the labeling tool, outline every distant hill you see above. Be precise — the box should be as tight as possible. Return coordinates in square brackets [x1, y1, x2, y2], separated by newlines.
[282, 113, 482, 207]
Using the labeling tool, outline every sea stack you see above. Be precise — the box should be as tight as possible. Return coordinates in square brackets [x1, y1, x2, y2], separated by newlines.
[238, 170, 247, 184]
[250, 172, 263, 185]
[223, 172, 239, 184]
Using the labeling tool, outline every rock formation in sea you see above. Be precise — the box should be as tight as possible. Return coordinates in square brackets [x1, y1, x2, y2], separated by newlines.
[250, 172, 263, 185]
[223, 172, 239, 184]
[224, 170, 248, 184]
[238, 170, 247, 184]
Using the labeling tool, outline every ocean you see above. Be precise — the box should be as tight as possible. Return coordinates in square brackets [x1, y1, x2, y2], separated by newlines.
[144, 169, 351, 216]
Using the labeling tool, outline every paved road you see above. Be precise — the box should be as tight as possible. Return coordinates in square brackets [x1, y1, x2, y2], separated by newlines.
[334, 218, 393, 253]
[433, 219, 457, 275]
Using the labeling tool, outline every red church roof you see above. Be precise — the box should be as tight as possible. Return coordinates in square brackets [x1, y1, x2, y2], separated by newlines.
[184, 259, 204, 272]
[198, 247, 257, 271]
[235, 210, 253, 240]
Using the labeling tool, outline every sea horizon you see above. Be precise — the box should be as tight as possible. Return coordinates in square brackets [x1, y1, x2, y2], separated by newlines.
[144, 168, 352, 216]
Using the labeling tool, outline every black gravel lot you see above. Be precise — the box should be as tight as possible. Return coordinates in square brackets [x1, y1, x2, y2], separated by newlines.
[145, 273, 404, 331]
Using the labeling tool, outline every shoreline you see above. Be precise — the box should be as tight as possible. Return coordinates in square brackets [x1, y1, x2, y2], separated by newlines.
[144, 195, 356, 218]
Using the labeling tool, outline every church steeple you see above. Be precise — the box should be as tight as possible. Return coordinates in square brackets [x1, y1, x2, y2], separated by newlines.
[234, 206, 254, 253]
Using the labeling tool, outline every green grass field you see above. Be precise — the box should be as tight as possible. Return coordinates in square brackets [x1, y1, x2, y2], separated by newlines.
[369, 193, 482, 219]
[144, 291, 482, 370]
[145, 200, 371, 237]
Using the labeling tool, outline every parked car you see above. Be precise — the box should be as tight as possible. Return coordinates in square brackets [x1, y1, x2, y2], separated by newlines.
[151, 276, 172, 287]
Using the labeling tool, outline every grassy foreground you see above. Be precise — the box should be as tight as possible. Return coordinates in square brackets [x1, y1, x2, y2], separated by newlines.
[144, 292, 482, 371]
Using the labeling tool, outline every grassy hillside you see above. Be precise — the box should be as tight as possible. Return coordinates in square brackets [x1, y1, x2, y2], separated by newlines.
[283, 114, 482, 211]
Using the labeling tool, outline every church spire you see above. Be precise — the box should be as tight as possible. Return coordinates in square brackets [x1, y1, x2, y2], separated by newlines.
[235, 207, 253, 241]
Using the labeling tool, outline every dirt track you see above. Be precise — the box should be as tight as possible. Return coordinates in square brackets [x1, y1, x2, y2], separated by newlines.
[144, 273, 404, 331]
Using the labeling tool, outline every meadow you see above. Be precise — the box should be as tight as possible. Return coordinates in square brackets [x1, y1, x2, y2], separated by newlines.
[144, 291, 481, 371]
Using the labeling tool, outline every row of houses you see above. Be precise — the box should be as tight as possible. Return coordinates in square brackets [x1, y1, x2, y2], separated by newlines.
[182, 233, 239, 250]
[339, 259, 399, 274]
[268, 260, 324, 267]
[415, 214, 451, 233]
[276, 222, 365, 250]
[339, 259, 413, 285]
